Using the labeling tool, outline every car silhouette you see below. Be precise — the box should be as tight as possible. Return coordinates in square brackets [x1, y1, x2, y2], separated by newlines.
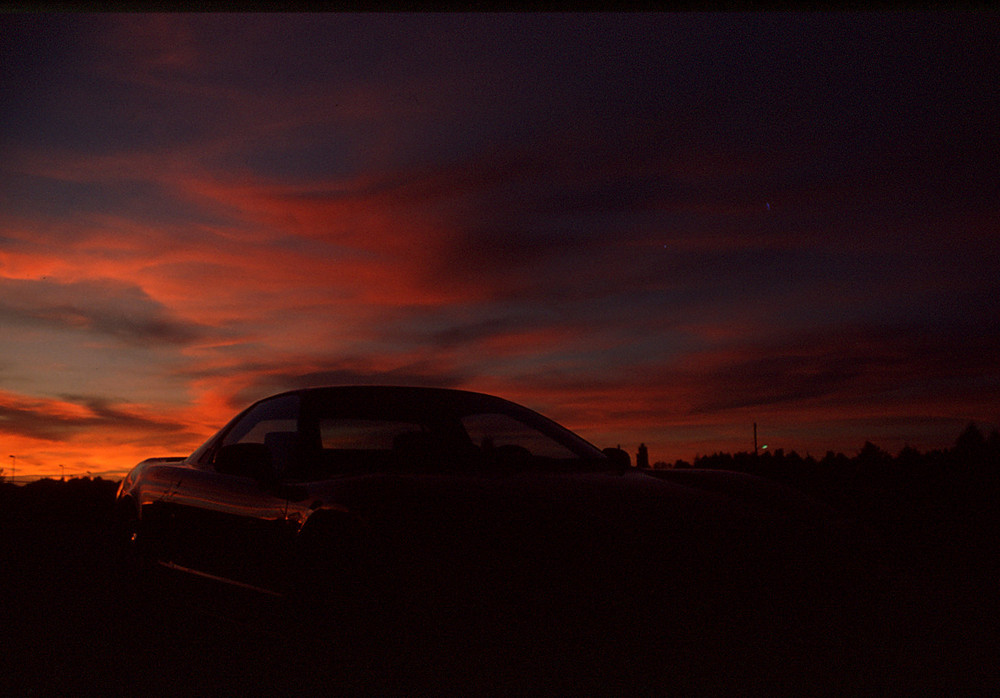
[114, 385, 885, 689]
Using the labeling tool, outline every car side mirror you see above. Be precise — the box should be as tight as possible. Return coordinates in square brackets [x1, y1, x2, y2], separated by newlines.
[602, 447, 631, 470]
[214, 443, 276, 485]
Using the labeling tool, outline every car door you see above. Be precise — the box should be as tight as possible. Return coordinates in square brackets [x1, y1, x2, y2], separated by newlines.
[163, 393, 302, 591]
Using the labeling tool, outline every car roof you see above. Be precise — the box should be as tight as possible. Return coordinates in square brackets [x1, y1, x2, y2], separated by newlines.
[264, 385, 521, 412]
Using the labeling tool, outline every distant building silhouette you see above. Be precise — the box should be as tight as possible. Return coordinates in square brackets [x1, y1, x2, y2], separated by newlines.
[637, 443, 649, 469]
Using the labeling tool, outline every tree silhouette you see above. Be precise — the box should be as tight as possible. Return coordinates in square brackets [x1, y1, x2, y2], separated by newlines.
[656, 423, 1000, 568]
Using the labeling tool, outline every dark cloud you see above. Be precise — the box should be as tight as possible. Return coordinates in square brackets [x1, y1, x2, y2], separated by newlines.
[0, 277, 205, 346]
[61, 395, 192, 434]
[694, 352, 874, 414]
[691, 322, 1000, 415]
[427, 318, 517, 349]
[229, 361, 473, 411]
[0, 168, 242, 233]
[0, 401, 74, 442]
[0, 393, 192, 443]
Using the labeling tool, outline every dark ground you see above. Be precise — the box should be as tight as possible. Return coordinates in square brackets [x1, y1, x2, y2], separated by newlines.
[1, 476, 997, 696]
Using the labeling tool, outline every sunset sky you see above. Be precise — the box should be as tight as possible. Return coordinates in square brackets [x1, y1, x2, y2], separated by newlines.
[2, 13, 998, 481]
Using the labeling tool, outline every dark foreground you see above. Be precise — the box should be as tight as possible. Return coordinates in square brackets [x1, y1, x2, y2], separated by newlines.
[1, 478, 997, 696]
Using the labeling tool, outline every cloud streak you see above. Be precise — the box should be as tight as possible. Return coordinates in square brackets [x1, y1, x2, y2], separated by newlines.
[0, 276, 204, 345]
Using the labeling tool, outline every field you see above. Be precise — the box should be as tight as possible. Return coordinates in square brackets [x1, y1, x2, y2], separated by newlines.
[1, 476, 997, 696]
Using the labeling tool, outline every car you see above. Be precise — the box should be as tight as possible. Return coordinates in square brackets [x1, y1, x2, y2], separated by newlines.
[114, 385, 885, 690]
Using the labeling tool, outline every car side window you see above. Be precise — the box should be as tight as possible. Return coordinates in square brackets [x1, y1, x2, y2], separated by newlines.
[461, 412, 579, 459]
[302, 418, 427, 474]
[319, 419, 425, 450]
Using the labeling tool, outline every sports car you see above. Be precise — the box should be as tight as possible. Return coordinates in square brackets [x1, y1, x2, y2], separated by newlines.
[114, 385, 884, 690]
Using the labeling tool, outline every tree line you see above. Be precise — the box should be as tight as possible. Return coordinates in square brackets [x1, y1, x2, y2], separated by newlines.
[659, 423, 1000, 566]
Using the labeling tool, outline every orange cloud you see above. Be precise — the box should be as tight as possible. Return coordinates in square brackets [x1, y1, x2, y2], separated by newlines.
[0, 390, 210, 480]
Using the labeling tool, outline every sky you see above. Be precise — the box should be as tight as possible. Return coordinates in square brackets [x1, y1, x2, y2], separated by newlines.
[2, 13, 999, 480]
